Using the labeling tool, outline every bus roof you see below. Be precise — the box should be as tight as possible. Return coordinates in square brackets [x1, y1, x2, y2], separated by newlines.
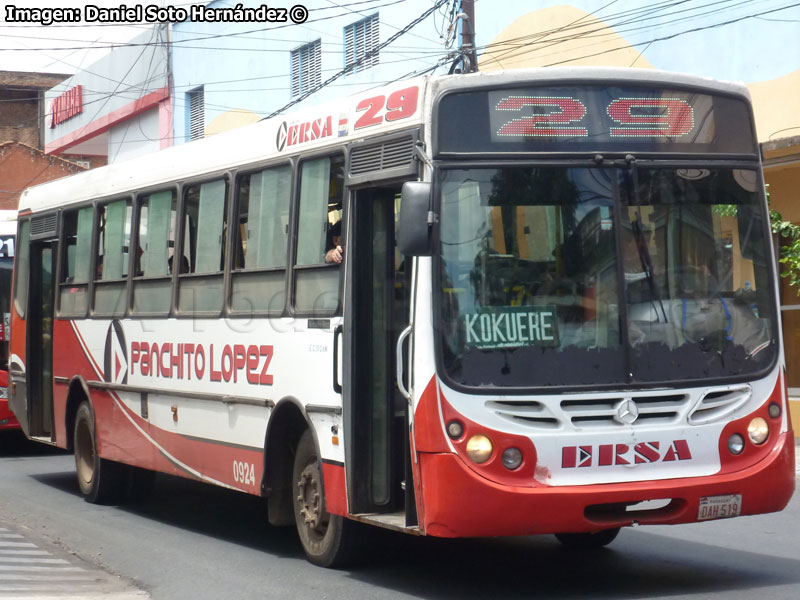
[19, 67, 750, 215]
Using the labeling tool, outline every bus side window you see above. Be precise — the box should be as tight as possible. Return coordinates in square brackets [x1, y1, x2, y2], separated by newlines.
[177, 178, 228, 313]
[132, 190, 176, 315]
[231, 165, 291, 313]
[13, 220, 30, 319]
[294, 154, 344, 313]
[93, 199, 131, 317]
[59, 206, 93, 316]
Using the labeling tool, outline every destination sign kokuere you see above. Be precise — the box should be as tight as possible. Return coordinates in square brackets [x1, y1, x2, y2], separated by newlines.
[464, 306, 559, 349]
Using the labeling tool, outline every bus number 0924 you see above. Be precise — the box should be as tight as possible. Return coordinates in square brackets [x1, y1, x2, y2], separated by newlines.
[233, 460, 256, 486]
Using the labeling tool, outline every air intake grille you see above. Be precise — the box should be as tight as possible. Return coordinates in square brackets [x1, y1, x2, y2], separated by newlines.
[349, 135, 415, 176]
[487, 400, 560, 430]
[486, 385, 754, 432]
[561, 394, 689, 428]
[688, 385, 752, 425]
[30, 213, 58, 239]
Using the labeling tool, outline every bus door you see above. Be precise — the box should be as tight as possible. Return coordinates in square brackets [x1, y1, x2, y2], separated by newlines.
[25, 238, 56, 438]
[343, 184, 415, 522]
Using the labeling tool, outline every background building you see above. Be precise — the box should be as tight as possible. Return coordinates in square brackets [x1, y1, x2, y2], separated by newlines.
[43, 25, 171, 165]
[0, 72, 87, 209]
[0, 70, 69, 150]
[169, 0, 449, 144]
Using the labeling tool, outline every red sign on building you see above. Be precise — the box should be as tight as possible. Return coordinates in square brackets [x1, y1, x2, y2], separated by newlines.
[49, 85, 83, 128]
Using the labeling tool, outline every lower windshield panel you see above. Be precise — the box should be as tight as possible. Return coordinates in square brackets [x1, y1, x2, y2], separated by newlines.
[437, 167, 776, 389]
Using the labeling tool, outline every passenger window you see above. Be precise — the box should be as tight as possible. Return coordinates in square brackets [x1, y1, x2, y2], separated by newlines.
[231, 165, 291, 313]
[178, 179, 228, 313]
[59, 206, 93, 316]
[133, 190, 176, 315]
[13, 220, 30, 319]
[294, 155, 344, 313]
[94, 199, 131, 316]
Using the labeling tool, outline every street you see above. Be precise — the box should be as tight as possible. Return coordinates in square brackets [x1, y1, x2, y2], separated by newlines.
[1, 432, 799, 600]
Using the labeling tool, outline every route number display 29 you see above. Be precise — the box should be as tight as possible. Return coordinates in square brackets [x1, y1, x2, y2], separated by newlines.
[493, 95, 695, 139]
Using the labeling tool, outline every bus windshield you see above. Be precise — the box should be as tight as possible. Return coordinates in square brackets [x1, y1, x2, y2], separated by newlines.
[437, 166, 777, 389]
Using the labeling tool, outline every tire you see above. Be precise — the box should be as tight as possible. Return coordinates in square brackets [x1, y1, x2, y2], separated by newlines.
[555, 527, 620, 549]
[292, 429, 360, 568]
[73, 401, 127, 505]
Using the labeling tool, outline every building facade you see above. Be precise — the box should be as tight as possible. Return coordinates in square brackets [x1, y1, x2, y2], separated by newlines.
[169, 0, 449, 143]
[0, 70, 69, 150]
[0, 142, 86, 210]
[43, 26, 171, 165]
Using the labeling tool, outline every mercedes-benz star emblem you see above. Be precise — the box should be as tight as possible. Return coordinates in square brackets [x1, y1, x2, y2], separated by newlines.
[615, 398, 639, 425]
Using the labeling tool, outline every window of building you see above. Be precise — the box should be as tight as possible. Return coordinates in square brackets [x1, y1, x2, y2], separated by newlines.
[187, 86, 205, 141]
[344, 14, 379, 74]
[291, 40, 321, 99]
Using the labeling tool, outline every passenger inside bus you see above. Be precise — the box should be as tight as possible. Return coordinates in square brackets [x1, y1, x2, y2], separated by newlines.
[324, 220, 343, 264]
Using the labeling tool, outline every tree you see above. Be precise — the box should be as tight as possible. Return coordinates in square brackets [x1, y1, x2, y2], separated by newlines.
[771, 207, 800, 292]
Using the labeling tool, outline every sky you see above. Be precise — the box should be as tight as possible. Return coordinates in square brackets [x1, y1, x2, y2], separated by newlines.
[0, 1, 171, 74]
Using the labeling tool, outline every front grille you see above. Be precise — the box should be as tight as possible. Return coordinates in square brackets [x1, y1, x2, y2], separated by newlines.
[487, 400, 560, 429]
[561, 394, 689, 428]
[688, 385, 751, 425]
[486, 384, 754, 432]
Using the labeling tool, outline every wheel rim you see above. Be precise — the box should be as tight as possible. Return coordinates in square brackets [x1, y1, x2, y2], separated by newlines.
[75, 417, 95, 486]
[295, 461, 329, 540]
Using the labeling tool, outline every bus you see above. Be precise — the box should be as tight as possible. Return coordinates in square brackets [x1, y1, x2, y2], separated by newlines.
[9, 67, 794, 566]
[0, 210, 16, 430]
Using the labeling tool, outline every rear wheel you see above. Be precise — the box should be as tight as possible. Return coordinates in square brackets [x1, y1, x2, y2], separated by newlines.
[292, 429, 360, 568]
[555, 527, 620, 549]
[74, 401, 127, 504]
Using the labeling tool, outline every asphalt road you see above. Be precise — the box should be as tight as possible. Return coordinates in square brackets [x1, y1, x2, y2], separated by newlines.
[1, 432, 799, 600]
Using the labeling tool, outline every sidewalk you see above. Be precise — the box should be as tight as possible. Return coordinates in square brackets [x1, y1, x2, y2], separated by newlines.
[796, 439, 800, 477]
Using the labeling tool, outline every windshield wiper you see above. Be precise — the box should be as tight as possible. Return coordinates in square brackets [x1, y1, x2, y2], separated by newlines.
[625, 156, 669, 323]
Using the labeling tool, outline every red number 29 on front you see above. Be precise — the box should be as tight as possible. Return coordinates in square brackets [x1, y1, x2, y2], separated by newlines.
[355, 86, 419, 130]
[494, 95, 695, 138]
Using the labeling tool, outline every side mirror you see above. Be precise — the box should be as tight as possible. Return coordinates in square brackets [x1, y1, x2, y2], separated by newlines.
[398, 181, 434, 256]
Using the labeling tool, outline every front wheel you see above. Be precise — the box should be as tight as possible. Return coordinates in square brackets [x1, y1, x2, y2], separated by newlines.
[555, 527, 620, 549]
[292, 429, 360, 568]
[74, 401, 127, 504]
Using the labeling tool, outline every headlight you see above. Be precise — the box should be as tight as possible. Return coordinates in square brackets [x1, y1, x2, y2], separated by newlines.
[465, 435, 493, 464]
[747, 417, 769, 445]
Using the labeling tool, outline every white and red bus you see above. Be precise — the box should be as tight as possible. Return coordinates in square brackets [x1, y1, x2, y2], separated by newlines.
[0, 210, 16, 430]
[10, 68, 794, 566]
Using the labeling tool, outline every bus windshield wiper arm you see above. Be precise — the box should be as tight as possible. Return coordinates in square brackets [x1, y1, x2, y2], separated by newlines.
[625, 155, 669, 323]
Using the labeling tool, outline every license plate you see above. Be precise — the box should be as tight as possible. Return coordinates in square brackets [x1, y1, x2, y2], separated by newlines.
[698, 494, 742, 521]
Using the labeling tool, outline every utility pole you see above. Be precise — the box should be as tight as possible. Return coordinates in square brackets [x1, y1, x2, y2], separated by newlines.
[460, 0, 478, 72]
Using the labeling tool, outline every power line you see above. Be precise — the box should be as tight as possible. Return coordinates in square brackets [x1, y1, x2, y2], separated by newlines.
[0, 0, 411, 52]
[537, 1, 800, 67]
[265, 0, 450, 118]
